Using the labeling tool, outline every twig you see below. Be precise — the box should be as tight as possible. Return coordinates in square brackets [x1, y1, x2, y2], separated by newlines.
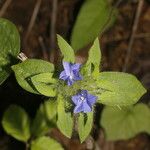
[38, 36, 48, 60]
[24, 0, 42, 43]
[123, 0, 144, 72]
[0, 0, 12, 17]
[49, 0, 58, 61]
[103, 32, 150, 43]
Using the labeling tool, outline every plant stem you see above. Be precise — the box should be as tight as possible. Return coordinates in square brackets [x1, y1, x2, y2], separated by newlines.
[25, 142, 29, 150]
[72, 113, 79, 139]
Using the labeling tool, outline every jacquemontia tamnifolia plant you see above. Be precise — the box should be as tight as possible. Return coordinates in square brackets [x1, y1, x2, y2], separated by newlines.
[0, 18, 147, 150]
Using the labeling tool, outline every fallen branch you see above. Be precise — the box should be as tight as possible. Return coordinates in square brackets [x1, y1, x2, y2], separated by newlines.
[123, 0, 144, 72]
[102, 32, 150, 43]
[0, 0, 12, 17]
[38, 36, 48, 60]
[49, 0, 58, 61]
[24, 0, 42, 43]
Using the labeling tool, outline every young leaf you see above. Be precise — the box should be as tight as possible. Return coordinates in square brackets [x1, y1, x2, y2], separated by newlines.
[78, 112, 93, 143]
[71, 0, 116, 51]
[96, 72, 146, 106]
[31, 73, 57, 97]
[0, 18, 20, 84]
[31, 136, 63, 150]
[57, 95, 73, 138]
[57, 34, 75, 63]
[82, 38, 101, 77]
[11, 59, 54, 94]
[31, 104, 50, 137]
[31, 73, 56, 83]
[101, 104, 150, 141]
[2, 105, 30, 142]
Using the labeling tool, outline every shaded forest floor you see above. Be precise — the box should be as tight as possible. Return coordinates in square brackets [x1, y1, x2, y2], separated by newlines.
[0, 0, 150, 150]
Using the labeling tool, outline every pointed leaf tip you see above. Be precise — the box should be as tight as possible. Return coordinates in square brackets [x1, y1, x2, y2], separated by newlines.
[57, 35, 75, 63]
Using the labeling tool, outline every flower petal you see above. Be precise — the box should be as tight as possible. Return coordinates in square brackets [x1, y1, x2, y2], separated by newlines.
[72, 90, 96, 113]
[87, 94, 97, 106]
[83, 102, 92, 113]
[71, 63, 81, 71]
[80, 90, 88, 97]
[59, 71, 68, 80]
[60, 62, 82, 86]
[74, 102, 83, 113]
[72, 95, 79, 105]
[63, 62, 71, 76]
[73, 70, 82, 80]
[67, 78, 74, 86]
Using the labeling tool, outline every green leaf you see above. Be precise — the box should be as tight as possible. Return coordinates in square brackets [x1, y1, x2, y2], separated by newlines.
[101, 104, 150, 141]
[31, 104, 50, 137]
[31, 136, 63, 150]
[71, 0, 116, 51]
[82, 38, 101, 77]
[32, 73, 56, 83]
[0, 18, 20, 84]
[96, 72, 146, 106]
[78, 112, 93, 143]
[31, 73, 57, 97]
[44, 99, 57, 121]
[11, 59, 54, 94]
[57, 95, 73, 138]
[0, 70, 9, 85]
[2, 105, 30, 142]
[57, 34, 75, 63]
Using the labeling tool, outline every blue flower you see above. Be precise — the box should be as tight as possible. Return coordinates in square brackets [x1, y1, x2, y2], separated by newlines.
[72, 90, 97, 113]
[59, 62, 82, 86]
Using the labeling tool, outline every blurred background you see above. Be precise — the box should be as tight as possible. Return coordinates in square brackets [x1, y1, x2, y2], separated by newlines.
[0, 0, 150, 149]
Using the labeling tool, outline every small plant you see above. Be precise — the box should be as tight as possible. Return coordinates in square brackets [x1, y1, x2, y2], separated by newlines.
[0, 18, 147, 149]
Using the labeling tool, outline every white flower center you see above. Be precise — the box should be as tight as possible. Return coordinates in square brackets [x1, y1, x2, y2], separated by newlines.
[70, 75, 73, 80]
[80, 96, 85, 101]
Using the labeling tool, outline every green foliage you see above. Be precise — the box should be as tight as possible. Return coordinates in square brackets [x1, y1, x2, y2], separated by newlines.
[31, 104, 50, 137]
[57, 34, 75, 63]
[0, 16, 147, 145]
[101, 104, 150, 141]
[82, 38, 101, 77]
[31, 136, 63, 150]
[57, 95, 73, 138]
[0, 18, 20, 84]
[31, 99, 57, 137]
[78, 112, 93, 143]
[2, 105, 30, 142]
[71, 0, 116, 51]
[31, 73, 57, 97]
[11, 59, 54, 94]
[44, 99, 57, 121]
[96, 72, 146, 106]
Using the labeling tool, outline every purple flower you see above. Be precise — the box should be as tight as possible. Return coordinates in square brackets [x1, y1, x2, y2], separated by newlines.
[72, 90, 97, 113]
[59, 62, 82, 86]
